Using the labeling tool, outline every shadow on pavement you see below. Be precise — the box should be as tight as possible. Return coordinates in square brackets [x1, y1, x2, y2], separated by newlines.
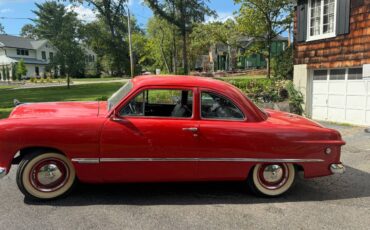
[25, 165, 370, 206]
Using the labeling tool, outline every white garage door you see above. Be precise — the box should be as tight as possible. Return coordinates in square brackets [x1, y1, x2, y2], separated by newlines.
[312, 68, 370, 126]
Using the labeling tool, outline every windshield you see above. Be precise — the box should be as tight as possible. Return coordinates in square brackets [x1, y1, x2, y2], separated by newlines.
[107, 80, 133, 111]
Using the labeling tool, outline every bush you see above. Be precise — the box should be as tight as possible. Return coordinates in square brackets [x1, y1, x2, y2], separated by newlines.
[286, 81, 304, 115]
[271, 46, 293, 80]
[96, 96, 109, 101]
[221, 78, 304, 115]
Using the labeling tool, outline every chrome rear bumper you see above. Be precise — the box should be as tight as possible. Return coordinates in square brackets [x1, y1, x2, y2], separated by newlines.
[330, 164, 345, 174]
[0, 167, 6, 179]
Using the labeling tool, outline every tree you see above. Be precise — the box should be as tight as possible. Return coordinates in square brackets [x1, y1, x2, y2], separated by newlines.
[33, 2, 86, 87]
[235, 0, 294, 78]
[141, 17, 182, 73]
[5, 66, 10, 82]
[67, 0, 130, 76]
[11, 63, 17, 81]
[145, 0, 215, 74]
[16, 59, 27, 80]
[20, 24, 38, 39]
[190, 19, 241, 71]
[0, 23, 5, 34]
[1, 66, 5, 81]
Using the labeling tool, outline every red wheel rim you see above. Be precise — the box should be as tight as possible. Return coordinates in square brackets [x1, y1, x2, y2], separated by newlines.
[29, 158, 70, 192]
[257, 163, 289, 190]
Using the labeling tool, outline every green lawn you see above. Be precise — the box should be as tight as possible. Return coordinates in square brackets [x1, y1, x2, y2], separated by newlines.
[0, 82, 124, 119]
[72, 77, 128, 82]
[0, 85, 18, 90]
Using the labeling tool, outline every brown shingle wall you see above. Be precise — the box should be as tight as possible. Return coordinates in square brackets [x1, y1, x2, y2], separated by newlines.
[294, 0, 370, 69]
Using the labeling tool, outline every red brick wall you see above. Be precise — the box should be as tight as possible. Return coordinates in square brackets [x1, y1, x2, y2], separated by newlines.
[294, 0, 370, 69]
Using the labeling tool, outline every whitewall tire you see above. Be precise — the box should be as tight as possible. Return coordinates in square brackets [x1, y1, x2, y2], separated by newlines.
[248, 163, 295, 197]
[16, 151, 76, 200]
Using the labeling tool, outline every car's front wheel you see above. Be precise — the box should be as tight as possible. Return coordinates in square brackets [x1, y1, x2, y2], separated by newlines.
[247, 163, 296, 197]
[16, 151, 76, 200]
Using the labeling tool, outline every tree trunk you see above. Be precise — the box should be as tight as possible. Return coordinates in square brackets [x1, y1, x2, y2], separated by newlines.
[266, 37, 272, 79]
[180, 0, 188, 75]
[267, 49, 271, 79]
[159, 27, 171, 73]
[181, 30, 188, 75]
[173, 27, 177, 74]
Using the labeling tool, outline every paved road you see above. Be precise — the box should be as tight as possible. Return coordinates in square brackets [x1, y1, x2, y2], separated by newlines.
[0, 122, 370, 230]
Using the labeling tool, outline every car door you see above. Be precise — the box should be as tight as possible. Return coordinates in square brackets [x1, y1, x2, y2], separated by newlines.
[197, 90, 255, 180]
[100, 87, 199, 183]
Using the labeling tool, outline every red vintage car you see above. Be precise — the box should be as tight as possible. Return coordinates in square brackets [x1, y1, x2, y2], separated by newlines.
[0, 76, 345, 200]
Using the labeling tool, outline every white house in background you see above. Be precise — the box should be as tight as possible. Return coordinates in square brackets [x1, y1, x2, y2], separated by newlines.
[0, 34, 97, 81]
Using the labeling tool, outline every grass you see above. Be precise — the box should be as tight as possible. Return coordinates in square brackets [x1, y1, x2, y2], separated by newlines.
[0, 85, 18, 90]
[0, 82, 124, 119]
[72, 77, 127, 82]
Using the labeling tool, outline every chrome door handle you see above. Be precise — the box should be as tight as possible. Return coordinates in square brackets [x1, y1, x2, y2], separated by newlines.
[182, 127, 198, 133]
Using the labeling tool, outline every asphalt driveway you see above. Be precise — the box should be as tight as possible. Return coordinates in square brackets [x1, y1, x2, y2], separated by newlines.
[0, 122, 369, 230]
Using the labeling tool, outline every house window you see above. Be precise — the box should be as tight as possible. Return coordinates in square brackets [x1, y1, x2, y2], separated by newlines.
[329, 69, 345, 80]
[42, 51, 46, 60]
[348, 68, 363, 80]
[313, 70, 328, 80]
[17, 49, 29, 56]
[308, 0, 337, 41]
[49, 52, 54, 61]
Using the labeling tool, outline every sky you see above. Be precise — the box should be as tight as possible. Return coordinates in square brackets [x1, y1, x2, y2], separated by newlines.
[0, 0, 241, 36]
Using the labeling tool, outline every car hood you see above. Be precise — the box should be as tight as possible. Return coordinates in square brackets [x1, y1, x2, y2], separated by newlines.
[265, 109, 324, 128]
[9, 101, 108, 119]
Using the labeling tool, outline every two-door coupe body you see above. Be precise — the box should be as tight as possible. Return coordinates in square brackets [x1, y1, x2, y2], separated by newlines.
[0, 76, 345, 200]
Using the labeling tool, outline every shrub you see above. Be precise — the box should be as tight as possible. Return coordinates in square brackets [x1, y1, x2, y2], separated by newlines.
[221, 78, 304, 115]
[96, 96, 108, 101]
[271, 46, 293, 80]
[286, 81, 304, 115]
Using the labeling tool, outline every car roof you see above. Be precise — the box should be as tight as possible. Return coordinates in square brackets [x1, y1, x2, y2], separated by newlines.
[132, 75, 235, 89]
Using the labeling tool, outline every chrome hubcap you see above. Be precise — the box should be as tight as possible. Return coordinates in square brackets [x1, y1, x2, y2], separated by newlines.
[257, 163, 289, 190]
[30, 158, 69, 192]
[37, 164, 63, 186]
[263, 164, 284, 183]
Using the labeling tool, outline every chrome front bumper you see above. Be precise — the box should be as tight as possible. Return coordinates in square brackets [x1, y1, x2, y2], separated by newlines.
[0, 167, 6, 179]
[330, 164, 345, 174]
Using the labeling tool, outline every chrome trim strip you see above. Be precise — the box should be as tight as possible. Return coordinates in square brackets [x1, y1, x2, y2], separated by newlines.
[99, 158, 324, 163]
[71, 158, 100, 164]
[72, 157, 325, 164]
[0, 167, 7, 179]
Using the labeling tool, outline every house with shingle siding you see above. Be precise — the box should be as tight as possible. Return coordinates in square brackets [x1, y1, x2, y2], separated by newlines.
[293, 0, 370, 126]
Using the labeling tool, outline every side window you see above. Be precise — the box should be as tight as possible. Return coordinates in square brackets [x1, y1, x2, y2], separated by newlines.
[201, 92, 244, 120]
[120, 89, 193, 118]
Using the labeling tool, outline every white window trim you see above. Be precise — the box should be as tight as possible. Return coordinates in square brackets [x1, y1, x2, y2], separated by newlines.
[307, 0, 337, 41]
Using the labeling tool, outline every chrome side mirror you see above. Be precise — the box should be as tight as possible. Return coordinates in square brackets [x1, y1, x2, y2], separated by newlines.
[111, 111, 124, 122]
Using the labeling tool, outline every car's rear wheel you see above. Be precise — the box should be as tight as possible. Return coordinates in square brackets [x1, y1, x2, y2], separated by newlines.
[247, 163, 295, 197]
[16, 151, 76, 200]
